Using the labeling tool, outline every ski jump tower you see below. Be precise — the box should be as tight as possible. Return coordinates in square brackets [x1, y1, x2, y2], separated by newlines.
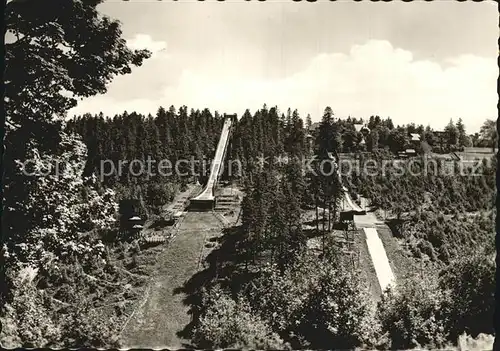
[190, 113, 236, 211]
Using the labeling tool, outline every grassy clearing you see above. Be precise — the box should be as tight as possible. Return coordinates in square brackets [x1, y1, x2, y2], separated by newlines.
[120, 212, 222, 349]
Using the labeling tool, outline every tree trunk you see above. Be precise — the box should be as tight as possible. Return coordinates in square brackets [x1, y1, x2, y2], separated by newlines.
[328, 201, 332, 231]
[315, 194, 319, 235]
[334, 200, 338, 223]
[322, 205, 326, 254]
[322, 205, 326, 233]
[322, 231, 325, 255]
[270, 245, 274, 265]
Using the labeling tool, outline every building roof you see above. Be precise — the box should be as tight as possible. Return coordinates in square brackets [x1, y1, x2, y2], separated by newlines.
[405, 149, 416, 154]
[354, 123, 370, 133]
[410, 133, 421, 141]
[309, 122, 321, 131]
[354, 124, 364, 132]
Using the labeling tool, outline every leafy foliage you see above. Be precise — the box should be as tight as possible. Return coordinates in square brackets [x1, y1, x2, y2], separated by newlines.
[377, 273, 449, 349]
[344, 155, 495, 262]
[192, 286, 286, 349]
[377, 252, 495, 350]
[298, 265, 376, 349]
[5, 0, 150, 127]
[439, 254, 495, 339]
[193, 252, 378, 349]
[0, 273, 62, 348]
[5, 134, 117, 267]
[2, 0, 152, 348]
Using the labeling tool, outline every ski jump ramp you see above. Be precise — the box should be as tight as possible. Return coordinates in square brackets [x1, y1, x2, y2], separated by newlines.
[336, 168, 366, 215]
[343, 190, 366, 215]
[190, 115, 234, 211]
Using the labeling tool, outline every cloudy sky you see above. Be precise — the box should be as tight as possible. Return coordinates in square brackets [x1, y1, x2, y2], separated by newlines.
[69, 0, 498, 133]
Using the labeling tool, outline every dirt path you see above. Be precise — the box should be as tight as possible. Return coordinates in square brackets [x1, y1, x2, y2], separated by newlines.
[120, 211, 221, 349]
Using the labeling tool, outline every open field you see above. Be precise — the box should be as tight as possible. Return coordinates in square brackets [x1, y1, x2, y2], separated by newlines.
[463, 147, 495, 154]
[456, 150, 495, 161]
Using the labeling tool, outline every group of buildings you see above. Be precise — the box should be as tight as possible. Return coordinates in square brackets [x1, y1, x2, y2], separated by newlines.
[306, 121, 424, 158]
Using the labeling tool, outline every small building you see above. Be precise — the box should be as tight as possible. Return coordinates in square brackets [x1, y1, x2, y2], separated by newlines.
[351, 124, 369, 150]
[397, 149, 417, 158]
[119, 199, 146, 239]
[410, 133, 421, 142]
[354, 123, 370, 135]
[409, 133, 422, 149]
[308, 122, 321, 133]
[354, 124, 370, 146]
[173, 211, 184, 219]
[405, 148, 417, 157]
[306, 133, 314, 151]
[119, 199, 142, 218]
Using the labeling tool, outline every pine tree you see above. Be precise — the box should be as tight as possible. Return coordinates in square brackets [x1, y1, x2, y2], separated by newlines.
[368, 129, 379, 151]
[455, 118, 468, 147]
[444, 119, 459, 147]
[317, 107, 335, 157]
[306, 114, 312, 130]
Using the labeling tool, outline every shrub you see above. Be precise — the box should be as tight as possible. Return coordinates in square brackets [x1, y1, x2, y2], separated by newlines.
[437, 245, 450, 264]
[377, 273, 448, 349]
[298, 266, 378, 349]
[192, 286, 286, 349]
[126, 255, 138, 270]
[457, 332, 494, 351]
[59, 297, 121, 348]
[129, 240, 141, 255]
[0, 274, 61, 348]
[244, 253, 378, 349]
[418, 240, 437, 261]
[439, 254, 495, 340]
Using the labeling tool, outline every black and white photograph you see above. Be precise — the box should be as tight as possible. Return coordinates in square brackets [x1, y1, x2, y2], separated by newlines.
[1, 0, 498, 349]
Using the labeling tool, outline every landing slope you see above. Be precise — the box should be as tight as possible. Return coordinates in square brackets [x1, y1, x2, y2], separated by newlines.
[120, 212, 222, 348]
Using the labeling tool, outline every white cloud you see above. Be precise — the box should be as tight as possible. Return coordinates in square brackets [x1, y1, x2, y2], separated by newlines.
[68, 39, 496, 133]
[126, 34, 167, 54]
